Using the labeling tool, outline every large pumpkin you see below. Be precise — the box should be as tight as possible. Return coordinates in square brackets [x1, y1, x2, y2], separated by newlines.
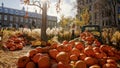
[17, 56, 30, 68]
[38, 56, 50, 68]
[56, 52, 70, 64]
[74, 60, 87, 68]
[26, 62, 36, 68]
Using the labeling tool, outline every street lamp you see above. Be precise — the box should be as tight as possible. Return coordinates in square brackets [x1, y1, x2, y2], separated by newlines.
[22, 0, 61, 41]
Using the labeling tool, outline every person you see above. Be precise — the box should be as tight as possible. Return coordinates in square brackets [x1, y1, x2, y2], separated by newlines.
[71, 23, 76, 40]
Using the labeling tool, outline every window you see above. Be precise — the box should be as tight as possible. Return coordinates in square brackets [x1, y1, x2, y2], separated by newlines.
[20, 17, 23, 22]
[4, 15, 7, 20]
[16, 17, 18, 22]
[10, 16, 13, 21]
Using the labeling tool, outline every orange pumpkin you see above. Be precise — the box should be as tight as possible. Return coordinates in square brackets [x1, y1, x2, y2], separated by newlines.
[98, 58, 106, 66]
[38, 56, 50, 68]
[62, 40, 68, 45]
[17, 56, 30, 68]
[32, 53, 43, 63]
[42, 46, 50, 53]
[84, 57, 97, 66]
[56, 52, 70, 64]
[26, 62, 36, 68]
[92, 47, 100, 53]
[70, 54, 78, 61]
[74, 60, 87, 68]
[89, 65, 100, 68]
[102, 63, 117, 68]
[50, 43, 58, 49]
[79, 53, 86, 60]
[35, 47, 42, 53]
[58, 62, 71, 68]
[84, 47, 94, 57]
[57, 44, 65, 52]
[75, 42, 84, 50]
[29, 49, 38, 58]
[71, 48, 80, 57]
[49, 49, 59, 59]
[65, 44, 73, 52]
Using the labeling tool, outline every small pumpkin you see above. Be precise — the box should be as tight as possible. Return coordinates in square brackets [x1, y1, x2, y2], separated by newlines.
[79, 53, 86, 60]
[58, 62, 71, 68]
[57, 44, 65, 52]
[49, 49, 59, 59]
[38, 56, 50, 68]
[29, 49, 38, 58]
[35, 47, 42, 53]
[26, 62, 36, 68]
[17, 56, 30, 68]
[75, 42, 84, 50]
[89, 65, 100, 68]
[84, 47, 94, 57]
[32, 53, 43, 63]
[102, 63, 117, 68]
[71, 48, 80, 57]
[70, 54, 78, 61]
[74, 60, 87, 68]
[84, 57, 97, 66]
[56, 52, 70, 64]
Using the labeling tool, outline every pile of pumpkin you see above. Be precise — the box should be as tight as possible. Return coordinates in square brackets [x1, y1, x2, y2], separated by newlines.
[4, 33, 27, 51]
[17, 41, 120, 67]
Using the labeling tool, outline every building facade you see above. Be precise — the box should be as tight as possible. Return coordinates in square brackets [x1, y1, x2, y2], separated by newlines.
[0, 3, 57, 28]
[76, 0, 120, 29]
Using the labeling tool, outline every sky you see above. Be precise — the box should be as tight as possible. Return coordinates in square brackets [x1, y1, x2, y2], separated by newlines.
[0, 0, 77, 21]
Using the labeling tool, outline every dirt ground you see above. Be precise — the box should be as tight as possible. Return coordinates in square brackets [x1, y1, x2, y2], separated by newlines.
[0, 46, 33, 68]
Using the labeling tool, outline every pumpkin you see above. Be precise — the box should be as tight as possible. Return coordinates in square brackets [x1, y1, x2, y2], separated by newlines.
[62, 40, 68, 45]
[98, 58, 106, 66]
[79, 53, 86, 60]
[50, 43, 58, 49]
[35, 47, 42, 53]
[84, 57, 97, 66]
[65, 44, 73, 52]
[95, 52, 103, 59]
[58, 62, 71, 68]
[17, 56, 30, 68]
[70, 54, 78, 61]
[74, 60, 87, 68]
[38, 56, 50, 68]
[107, 59, 117, 64]
[68, 40, 75, 46]
[32, 53, 43, 63]
[42, 46, 50, 53]
[71, 48, 80, 57]
[75, 42, 84, 50]
[57, 44, 65, 52]
[56, 52, 70, 64]
[29, 49, 38, 58]
[102, 63, 117, 68]
[84, 47, 94, 57]
[92, 47, 100, 53]
[49, 49, 59, 59]
[89, 65, 100, 68]
[26, 62, 36, 68]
